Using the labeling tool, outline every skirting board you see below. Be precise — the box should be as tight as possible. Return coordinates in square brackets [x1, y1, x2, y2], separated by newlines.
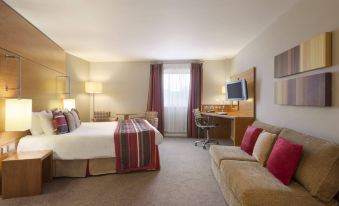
[275, 73, 331, 107]
[274, 32, 332, 78]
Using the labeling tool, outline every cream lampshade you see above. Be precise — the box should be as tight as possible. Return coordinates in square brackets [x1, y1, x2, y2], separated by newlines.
[63, 98, 76, 110]
[5, 99, 32, 131]
[85, 82, 102, 94]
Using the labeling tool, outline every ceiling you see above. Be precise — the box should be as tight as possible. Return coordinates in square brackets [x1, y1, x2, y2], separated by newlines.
[5, 0, 298, 62]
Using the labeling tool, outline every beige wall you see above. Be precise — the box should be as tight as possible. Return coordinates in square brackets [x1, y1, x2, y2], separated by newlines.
[66, 53, 90, 121]
[86, 60, 230, 118]
[202, 60, 231, 105]
[231, 0, 339, 143]
[89, 62, 151, 118]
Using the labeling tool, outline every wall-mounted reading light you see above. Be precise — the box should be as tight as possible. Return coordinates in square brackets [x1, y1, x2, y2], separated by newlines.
[56, 76, 75, 110]
[4, 54, 21, 98]
[56, 75, 71, 95]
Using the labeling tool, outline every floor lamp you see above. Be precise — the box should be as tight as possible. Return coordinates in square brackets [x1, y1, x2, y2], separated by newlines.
[85, 81, 103, 119]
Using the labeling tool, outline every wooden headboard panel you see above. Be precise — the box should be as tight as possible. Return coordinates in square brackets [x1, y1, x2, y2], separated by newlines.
[0, 1, 67, 131]
[230, 67, 256, 117]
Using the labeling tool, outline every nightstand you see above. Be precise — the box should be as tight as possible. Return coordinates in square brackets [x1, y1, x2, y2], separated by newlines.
[1, 150, 53, 199]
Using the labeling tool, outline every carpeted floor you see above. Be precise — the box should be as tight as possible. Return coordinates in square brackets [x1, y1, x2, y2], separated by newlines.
[1, 137, 229, 206]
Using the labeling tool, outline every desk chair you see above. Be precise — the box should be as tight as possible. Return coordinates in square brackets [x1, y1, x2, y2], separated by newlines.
[193, 109, 219, 149]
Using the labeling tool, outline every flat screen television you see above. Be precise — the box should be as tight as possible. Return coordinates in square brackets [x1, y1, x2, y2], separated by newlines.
[225, 79, 248, 101]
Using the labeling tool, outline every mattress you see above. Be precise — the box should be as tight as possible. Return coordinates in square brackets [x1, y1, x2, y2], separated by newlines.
[17, 121, 163, 160]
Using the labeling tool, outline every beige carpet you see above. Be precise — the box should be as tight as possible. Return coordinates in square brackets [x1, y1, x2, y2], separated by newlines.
[1, 137, 228, 206]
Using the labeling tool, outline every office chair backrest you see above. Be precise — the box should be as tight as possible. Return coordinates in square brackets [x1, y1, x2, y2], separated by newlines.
[193, 108, 202, 118]
[193, 109, 205, 127]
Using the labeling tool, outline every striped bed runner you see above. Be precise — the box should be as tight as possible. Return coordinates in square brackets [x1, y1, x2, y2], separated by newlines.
[114, 118, 160, 173]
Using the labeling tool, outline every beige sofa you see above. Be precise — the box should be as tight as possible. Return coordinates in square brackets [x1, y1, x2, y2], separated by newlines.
[210, 121, 339, 206]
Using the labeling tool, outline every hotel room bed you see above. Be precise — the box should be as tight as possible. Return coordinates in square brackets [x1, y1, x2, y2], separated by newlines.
[17, 121, 164, 177]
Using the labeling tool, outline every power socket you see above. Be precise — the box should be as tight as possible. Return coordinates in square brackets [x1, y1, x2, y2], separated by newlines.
[8, 143, 15, 152]
[1, 145, 8, 155]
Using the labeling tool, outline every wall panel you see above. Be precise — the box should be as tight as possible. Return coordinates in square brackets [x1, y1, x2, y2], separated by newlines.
[231, 0, 339, 142]
[21, 59, 64, 111]
[0, 49, 19, 98]
[0, 0, 66, 130]
[0, 1, 65, 73]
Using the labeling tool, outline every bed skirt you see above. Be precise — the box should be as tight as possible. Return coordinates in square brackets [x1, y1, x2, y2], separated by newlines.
[53, 158, 116, 177]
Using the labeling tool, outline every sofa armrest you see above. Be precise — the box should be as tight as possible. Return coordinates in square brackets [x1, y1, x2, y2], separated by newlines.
[109, 116, 118, 121]
[146, 117, 158, 128]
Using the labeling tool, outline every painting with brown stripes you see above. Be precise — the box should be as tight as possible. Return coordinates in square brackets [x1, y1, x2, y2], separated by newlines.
[274, 32, 332, 78]
[275, 73, 331, 107]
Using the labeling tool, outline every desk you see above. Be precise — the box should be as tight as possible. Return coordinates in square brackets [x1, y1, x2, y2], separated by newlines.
[201, 112, 254, 146]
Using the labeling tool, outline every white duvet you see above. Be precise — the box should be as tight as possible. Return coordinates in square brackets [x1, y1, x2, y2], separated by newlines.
[17, 122, 163, 160]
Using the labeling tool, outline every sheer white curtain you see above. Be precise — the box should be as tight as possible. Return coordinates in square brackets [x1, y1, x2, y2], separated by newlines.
[163, 64, 191, 136]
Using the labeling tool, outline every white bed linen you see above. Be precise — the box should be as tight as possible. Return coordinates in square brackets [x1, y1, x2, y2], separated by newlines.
[17, 121, 163, 160]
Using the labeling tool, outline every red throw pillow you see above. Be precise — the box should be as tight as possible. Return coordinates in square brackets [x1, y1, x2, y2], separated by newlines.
[240, 126, 263, 155]
[52, 111, 69, 134]
[267, 137, 303, 185]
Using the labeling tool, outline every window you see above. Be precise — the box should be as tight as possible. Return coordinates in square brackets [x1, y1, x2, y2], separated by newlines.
[163, 64, 190, 136]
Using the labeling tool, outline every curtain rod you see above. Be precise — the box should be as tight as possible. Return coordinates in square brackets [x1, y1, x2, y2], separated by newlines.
[151, 60, 204, 65]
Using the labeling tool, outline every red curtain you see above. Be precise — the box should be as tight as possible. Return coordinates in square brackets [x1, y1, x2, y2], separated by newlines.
[147, 64, 164, 134]
[187, 63, 203, 138]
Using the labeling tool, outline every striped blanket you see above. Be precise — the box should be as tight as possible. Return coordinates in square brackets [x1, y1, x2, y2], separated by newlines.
[114, 118, 160, 173]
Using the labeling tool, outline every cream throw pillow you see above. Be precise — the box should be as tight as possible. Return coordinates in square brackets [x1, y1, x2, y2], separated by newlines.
[39, 111, 55, 135]
[30, 112, 44, 136]
[253, 131, 277, 166]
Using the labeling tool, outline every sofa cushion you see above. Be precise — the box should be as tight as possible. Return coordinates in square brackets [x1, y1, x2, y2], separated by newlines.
[252, 120, 282, 135]
[220, 160, 328, 206]
[253, 131, 277, 166]
[209, 145, 256, 167]
[279, 128, 339, 202]
[240, 126, 263, 155]
[267, 137, 303, 185]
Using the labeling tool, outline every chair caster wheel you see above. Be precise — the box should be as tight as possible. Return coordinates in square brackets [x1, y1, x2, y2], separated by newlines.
[194, 143, 197, 146]
[203, 146, 207, 149]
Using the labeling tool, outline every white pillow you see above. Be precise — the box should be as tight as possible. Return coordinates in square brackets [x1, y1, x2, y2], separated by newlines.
[30, 112, 44, 136]
[39, 111, 55, 135]
[70, 110, 81, 128]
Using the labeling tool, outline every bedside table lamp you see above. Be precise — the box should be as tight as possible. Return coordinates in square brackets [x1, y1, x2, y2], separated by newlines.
[85, 81, 102, 117]
[0, 99, 32, 153]
[5, 99, 32, 131]
[63, 98, 76, 110]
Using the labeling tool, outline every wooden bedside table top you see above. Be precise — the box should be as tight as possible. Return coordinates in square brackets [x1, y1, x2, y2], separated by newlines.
[3, 150, 53, 161]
